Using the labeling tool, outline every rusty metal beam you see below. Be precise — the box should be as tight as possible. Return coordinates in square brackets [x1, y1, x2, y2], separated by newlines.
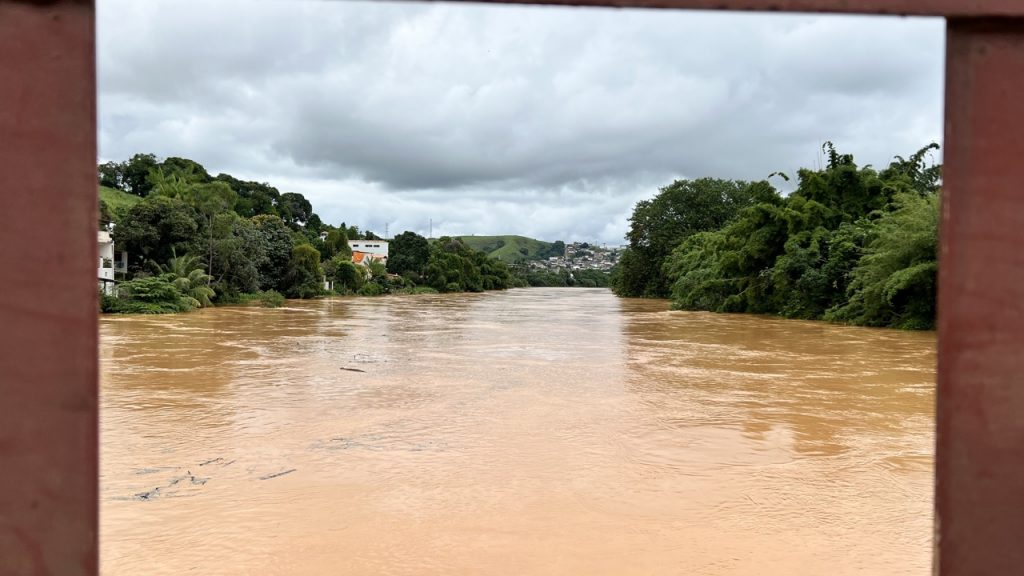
[0, 1, 98, 576]
[443, 0, 1024, 17]
[936, 17, 1024, 576]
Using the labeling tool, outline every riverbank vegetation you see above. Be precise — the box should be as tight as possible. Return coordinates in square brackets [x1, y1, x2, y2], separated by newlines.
[516, 268, 611, 288]
[611, 143, 941, 330]
[98, 154, 518, 313]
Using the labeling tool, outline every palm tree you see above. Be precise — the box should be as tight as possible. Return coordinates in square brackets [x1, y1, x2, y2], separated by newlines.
[151, 250, 216, 308]
[148, 168, 192, 200]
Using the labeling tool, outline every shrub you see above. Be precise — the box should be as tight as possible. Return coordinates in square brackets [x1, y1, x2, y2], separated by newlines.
[327, 258, 365, 293]
[215, 291, 262, 305]
[357, 283, 383, 296]
[258, 290, 285, 308]
[284, 243, 323, 299]
[99, 290, 120, 313]
[114, 276, 193, 314]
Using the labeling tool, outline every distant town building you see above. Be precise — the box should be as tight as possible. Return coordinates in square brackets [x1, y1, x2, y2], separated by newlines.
[350, 240, 389, 268]
[528, 241, 621, 273]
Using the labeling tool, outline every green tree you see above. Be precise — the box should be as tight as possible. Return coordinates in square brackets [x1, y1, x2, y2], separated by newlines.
[424, 237, 510, 293]
[148, 168, 192, 200]
[826, 193, 939, 329]
[537, 240, 565, 259]
[305, 213, 325, 236]
[368, 259, 388, 280]
[322, 229, 352, 261]
[151, 251, 216, 308]
[283, 244, 323, 298]
[881, 143, 942, 195]
[191, 181, 239, 278]
[210, 216, 266, 298]
[113, 276, 193, 314]
[612, 178, 760, 298]
[98, 161, 125, 190]
[387, 231, 430, 278]
[252, 215, 294, 292]
[113, 196, 200, 271]
[122, 153, 159, 197]
[325, 257, 364, 293]
[575, 269, 610, 288]
[158, 157, 211, 184]
[277, 192, 313, 228]
[659, 143, 941, 330]
[214, 174, 280, 218]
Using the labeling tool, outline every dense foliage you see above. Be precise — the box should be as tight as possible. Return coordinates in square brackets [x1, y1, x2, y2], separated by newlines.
[100, 154, 517, 312]
[387, 231, 431, 280]
[425, 237, 515, 293]
[150, 251, 216, 308]
[518, 268, 610, 288]
[824, 192, 939, 329]
[614, 143, 941, 330]
[105, 276, 196, 314]
[284, 244, 325, 299]
[610, 178, 762, 298]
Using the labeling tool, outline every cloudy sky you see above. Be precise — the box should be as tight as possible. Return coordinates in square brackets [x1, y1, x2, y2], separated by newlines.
[97, 0, 944, 244]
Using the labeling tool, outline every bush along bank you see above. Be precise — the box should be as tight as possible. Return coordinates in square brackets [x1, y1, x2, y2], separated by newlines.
[611, 143, 941, 330]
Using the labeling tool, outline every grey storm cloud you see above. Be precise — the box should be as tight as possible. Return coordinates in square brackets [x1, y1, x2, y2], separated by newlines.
[98, 0, 944, 244]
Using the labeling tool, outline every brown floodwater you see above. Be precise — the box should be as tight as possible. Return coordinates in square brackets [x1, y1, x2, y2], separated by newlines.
[100, 288, 936, 575]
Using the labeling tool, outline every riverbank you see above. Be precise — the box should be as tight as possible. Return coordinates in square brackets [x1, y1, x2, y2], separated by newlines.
[101, 280, 612, 314]
[101, 285, 444, 314]
[610, 145, 941, 330]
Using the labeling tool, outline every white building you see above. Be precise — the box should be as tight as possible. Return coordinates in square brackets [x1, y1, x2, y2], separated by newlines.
[350, 240, 389, 267]
[98, 231, 127, 295]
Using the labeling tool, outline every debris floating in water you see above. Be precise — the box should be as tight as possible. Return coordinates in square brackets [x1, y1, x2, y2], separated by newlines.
[134, 487, 160, 501]
[260, 468, 297, 481]
[134, 466, 177, 475]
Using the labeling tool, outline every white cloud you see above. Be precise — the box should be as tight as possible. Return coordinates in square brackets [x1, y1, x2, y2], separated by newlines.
[98, 0, 944, 244]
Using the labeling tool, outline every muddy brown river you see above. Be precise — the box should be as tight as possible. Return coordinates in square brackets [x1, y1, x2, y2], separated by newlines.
[100, 288, 936, 575]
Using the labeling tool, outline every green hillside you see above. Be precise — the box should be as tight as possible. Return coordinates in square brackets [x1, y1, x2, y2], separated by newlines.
[456, 235, 560, 262]
[99, 185, 141, 213]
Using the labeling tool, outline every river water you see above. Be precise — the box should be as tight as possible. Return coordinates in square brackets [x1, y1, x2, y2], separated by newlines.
[100, 288, 936, 575]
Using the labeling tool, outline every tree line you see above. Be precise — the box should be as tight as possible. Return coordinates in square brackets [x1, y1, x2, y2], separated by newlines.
[515, 268, 611, 288]
[99, 154, 517, 313]
[610, 143, 941, 330]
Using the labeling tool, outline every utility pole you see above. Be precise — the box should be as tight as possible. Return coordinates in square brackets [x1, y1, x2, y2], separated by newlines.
[429, 218, 432, 239]
[385, 222, 388, 240]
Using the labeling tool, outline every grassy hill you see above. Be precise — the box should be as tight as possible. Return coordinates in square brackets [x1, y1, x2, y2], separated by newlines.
[99, 185, 141, 214]
[456, 235, 558, 262]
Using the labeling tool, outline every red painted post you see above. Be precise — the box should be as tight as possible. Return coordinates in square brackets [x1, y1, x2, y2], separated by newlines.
[936, 18, 1024, 576]
[0, 2, 98, 575]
